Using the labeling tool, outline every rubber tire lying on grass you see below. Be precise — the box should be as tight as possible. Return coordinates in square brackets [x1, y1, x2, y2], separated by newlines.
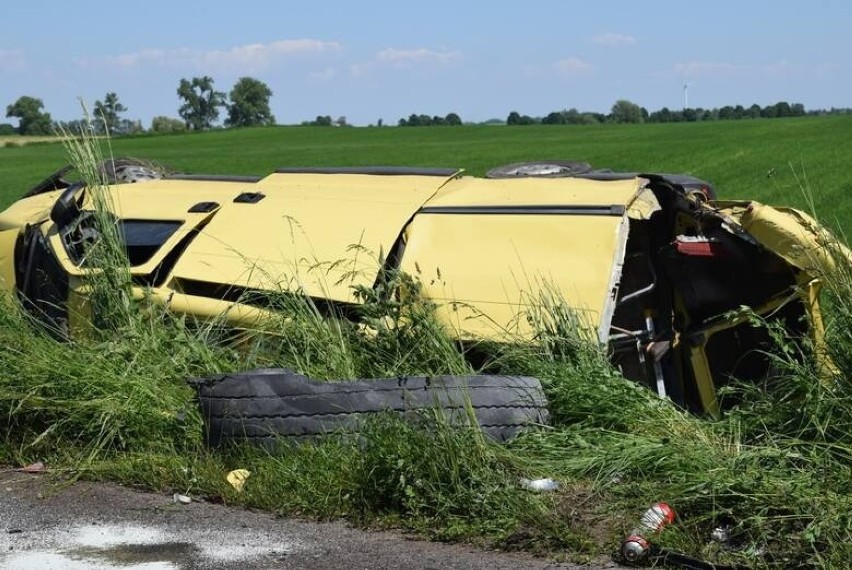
[485, 160, 592, 178]
[192, 369, 549, 448]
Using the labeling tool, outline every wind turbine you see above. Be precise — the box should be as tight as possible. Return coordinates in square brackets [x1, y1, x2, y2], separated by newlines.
[682, 82, 690, 110]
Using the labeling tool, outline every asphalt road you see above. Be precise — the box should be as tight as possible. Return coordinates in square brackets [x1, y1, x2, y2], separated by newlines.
[0, 470, 619, 570]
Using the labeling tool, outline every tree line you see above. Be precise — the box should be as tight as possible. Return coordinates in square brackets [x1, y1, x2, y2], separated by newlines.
[4, 82, 851, 137]
[3, 76, 276, 136]
[508, 99, 849, 126]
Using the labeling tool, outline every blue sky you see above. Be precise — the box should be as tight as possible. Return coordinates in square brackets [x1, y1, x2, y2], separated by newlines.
[2, 0, 850, 127]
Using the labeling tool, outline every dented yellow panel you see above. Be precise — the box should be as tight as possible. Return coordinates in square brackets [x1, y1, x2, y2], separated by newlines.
[0, 228, 19, 292]
[170, 173, 454, 301]
[718, 201, 848, 277]
[399, 213, 628, 342]
[0, 191, 60, 231]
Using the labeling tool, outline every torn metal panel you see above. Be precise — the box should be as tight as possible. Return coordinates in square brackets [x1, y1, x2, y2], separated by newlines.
[719, 201, 849, 277]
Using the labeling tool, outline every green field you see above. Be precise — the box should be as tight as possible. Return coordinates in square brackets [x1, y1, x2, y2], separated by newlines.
[2, 115, 851, 233]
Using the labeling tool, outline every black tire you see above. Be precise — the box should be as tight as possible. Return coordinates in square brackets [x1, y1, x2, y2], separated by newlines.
[485, 160, 592, 179]
[99, 157, 167, 184]
[192, 369, 548, 448]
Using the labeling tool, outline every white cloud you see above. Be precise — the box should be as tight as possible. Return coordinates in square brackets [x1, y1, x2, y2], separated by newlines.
[200, 40, 341, 71]
[74, 39, 341, 72]
[814, 61, 838, 77]
[553, 57, 594, 75]
[0, 48, 25, 71]
[764, 59, 791, 77]
[350, 47, 461, 76]
[309, 67, 337, 81]
[674, 61, 745, 77]
[592, 33, 636, 46]
[375, 48, 461, 66]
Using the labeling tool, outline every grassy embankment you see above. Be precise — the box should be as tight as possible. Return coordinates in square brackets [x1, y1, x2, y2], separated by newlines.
[0, 118, 850, 567]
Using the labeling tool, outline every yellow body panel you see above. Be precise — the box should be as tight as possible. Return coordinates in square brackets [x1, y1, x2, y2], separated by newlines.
[108, 180, 248, 218]
[400, 213, 628, 342]
[403, 175, 641, 341]
[169, 173, 454, 302]
[0, 190, 60, 231]
[719, 201, 845, 275]
[427, 175, 644, 207]
[0, 229, 19, 291]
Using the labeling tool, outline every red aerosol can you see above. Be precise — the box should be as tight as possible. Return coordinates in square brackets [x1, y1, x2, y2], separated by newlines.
[621, 502, 675, 562]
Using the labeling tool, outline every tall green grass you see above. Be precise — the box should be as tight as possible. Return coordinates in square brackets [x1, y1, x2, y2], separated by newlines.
[0, 126, 850, 567]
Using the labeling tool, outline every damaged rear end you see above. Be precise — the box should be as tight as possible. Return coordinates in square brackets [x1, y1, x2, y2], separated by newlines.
[609, 179, 828, 415]
[394, 170, 829, 415]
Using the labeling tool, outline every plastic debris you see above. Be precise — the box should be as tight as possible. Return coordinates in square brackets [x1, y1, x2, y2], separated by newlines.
[173, 493, 192, 504]
[520, 477, 559, 492]
[226, 469, 251, 492]
[18, 462, 45, 473]
[711, 526, 731, 543]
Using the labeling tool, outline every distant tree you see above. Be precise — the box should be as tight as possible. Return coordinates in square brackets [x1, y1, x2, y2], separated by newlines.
[542, 111, 566, 125]
[93, 92, 127, 134]
[116, 119, 144, 135]
[335, 116, 348, 127]
[151, 116, 187, 134]
[55, 119, 91, 134]
[747, 104, 762, 119]
[609, 99, 644, 123]
[308, 115, 332, 126]
[718, 105, 735, 120]
[562, 108, 588, 124]
[177, 76, 226, 130]
[225, 77, 275, 128]
[0, 123, 15, 135]
[773, 101, 793, 117]
[399, 114, 429, 127]
[652, 107, 673, 123]
[507, 111, 536, 125]
[377, 118, 384, 127]
[791, 103, 806, 117]
[397, 113, 460, 127]
[682, 107, 698, 122]
[5, 96, 52, 135]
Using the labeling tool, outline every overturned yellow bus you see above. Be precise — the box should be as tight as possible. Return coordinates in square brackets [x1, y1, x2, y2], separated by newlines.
[0, 160, 833, 415]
